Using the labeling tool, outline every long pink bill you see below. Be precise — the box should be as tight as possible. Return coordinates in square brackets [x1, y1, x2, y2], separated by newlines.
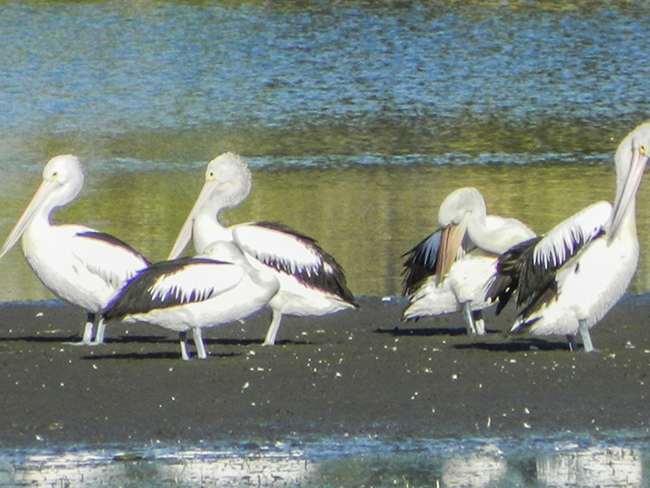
[167, 179, 222, 260]
[435, 216, 469, 285]
[609, 147, 649, 242]
[0, 179, 59, 259]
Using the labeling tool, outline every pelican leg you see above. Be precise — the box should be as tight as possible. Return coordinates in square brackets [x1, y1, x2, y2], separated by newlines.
[90, 316, 107, 346]
[262, 309, 283, 346]
[179, 331, 191, 361]
[579, 320, 597, 353]
[566, 334, 578, 352]
[462, 303, 477, 336]
[472, 310, 486, 336]
[194, 328, 207, 359]
[66, 312, 96, 346]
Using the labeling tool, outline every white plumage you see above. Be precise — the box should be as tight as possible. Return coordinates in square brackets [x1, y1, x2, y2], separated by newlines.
[167, 152, 357, 346]
[0, 155, 150, 345]
[402, 187, 535, 335]
[104, 241, 280, 360]
[488, 122, 650, 351]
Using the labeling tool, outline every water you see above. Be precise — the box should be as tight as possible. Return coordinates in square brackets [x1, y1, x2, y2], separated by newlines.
[0, 1, 649, 162]
[1, 435, 649, 487]
[4, 161, 650, 300]
[2, 0, 650, 485]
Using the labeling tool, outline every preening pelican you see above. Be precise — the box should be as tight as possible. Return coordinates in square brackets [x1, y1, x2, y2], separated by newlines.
[104, 241, 280, 360]
[487, 122, 650, 352]
[167, 152, 357, 346]
[402, 187, 535, 335]
[0, 155, 150, 345]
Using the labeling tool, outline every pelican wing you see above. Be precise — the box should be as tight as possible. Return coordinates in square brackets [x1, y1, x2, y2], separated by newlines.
[402, 230, 441, 296]
[233, 222, 355, 303]
[486, 236, 542, 315]
[104, 258, 243, 319]
[402, 227, 475, 296]
[71, 231, 150, 289]
[532, 201, 611, 269]
[488, 201, 611, 318]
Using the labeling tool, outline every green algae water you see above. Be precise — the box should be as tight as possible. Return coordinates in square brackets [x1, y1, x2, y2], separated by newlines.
[1, 161, 650, 301]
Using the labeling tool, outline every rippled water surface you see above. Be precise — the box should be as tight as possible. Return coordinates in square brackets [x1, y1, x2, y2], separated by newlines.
[2, 0, 650, 485]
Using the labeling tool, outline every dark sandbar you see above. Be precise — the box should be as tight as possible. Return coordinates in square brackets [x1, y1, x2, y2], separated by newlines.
[0, 296, 649, 448]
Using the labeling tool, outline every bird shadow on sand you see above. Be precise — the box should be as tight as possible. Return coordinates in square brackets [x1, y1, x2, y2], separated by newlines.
[375, 326, 499, 337]
[208, 337, 314, 347]
[454, 338, 572, 352]
[79, 351, 241, 361]
[0, 333, 314, 349]
[0, 334, 81, 344]
[0, 333, 176, 345]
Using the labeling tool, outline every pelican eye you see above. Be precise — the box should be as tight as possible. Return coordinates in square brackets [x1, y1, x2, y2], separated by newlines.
[641, 145, 647, 154]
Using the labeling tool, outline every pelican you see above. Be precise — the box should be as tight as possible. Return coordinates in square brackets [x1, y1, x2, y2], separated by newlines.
[104, 241, 280, 360]
[487, 121, 650, 352]
[402, 187, 536, 335]
[0, 155, 150, 345]
[167, 152, 357, 346]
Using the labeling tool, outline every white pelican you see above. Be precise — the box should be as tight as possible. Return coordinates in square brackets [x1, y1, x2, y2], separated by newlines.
[402, 187, 535, 335]
[0, 155, 150, 345]
[487, 121, 650, 352]
[103, 241, 280, 360]
[167, 152, 357, 346]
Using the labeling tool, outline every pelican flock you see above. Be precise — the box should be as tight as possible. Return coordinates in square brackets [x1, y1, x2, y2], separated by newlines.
[167, 152, 357, 346]
[0, 155, 150, 345]
[402, 187, 536, 335]
[487, 121, 650, 351]
[0, 121, 647, 359]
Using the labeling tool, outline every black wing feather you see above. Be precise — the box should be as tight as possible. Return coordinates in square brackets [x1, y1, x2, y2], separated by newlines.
[401, 230, 442, 296]
[488, 227, 605, 321]
[103, 258, 223, 320]
[401, 228, 476, 296]
[253, 222, 357, 305]
[487, 237, 547, 315]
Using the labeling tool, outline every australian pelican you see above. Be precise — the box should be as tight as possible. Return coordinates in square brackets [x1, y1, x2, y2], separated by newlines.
[167, 152, 357, 346]
[104, 241, 280, 360]
[0, 155, 150, 345]
[402, 187, 536, 335]
[487, 122, 650, 352]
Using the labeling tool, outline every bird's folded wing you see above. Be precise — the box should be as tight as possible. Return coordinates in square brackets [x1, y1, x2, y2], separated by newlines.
[233, 223, 326, 275]
[532, 201, 611, 270]
[71, 230, 149, 288]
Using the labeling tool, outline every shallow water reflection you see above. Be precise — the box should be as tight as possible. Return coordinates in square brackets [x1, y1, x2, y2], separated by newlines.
[537, 447, 642, 488]
[441, 445, 508, 487]
[1, 442, 645, 488]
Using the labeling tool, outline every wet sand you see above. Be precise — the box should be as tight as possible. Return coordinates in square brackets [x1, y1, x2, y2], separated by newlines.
[0, 296, 649, 448]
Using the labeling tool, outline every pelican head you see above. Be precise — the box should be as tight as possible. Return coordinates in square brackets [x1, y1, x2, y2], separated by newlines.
[168, 152, 252, 259]
[434, 188, 485, 284]
[0, 154, 84, 259]
[437, 187, 486, 228]
[609, 121, 650, 239]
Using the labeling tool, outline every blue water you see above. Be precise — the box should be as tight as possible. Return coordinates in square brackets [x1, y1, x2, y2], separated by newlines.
[1, 2, 650, 164]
